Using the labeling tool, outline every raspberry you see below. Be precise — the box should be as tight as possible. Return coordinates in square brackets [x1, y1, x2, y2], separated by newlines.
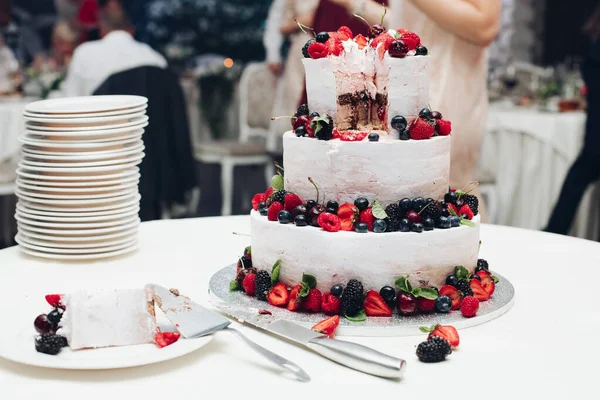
[321, 292, 341, 315]
[252, 193, 266, 211]
[461, 296, 480, 317]
[308, 41, 328, 59]
[318, 212, 341, 232]
[303, 289, 322, 313]
[284, 193, 303, 212]
[437, 119, 452, 136]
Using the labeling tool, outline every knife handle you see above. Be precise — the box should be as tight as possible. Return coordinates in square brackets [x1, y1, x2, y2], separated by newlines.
[306, 337, 406, 379]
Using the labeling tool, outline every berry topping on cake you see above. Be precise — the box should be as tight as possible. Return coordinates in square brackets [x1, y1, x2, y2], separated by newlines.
[311, 114, 334, 140]
[295, 126, 306, 137]
[437, 119, 452, 136]
[369, 24, 387, 38]
[255, 270, 272, 301]
[388, 39, 409, 58]
[379, 286, 396, 309]
[405, 210, 422, 224]
[318, 212, 341, 232]
[284, 193, 303, 212]
[420, 324, 460, 348]
[463, 194, 479, 215]
[272, 190, 287, 205]
[476, 270, 496, 296]
[337, 203, 358, 231]
[34, 314, 55, 334]
[268, 283, 289, 307]
[236, 253, 253, 270]
[332, 129, 368, 141]
[373, 219, 387, 232]
[364, 290, 393, 317]
[469, 278, 490, 301]
[461, 296, 480, 318]
[384, 203, 401, 231]
[35, 334, 68, 355]
[416, 336, 452, 363]
[292, 114, 309, 130]
[396, 292, 417, 315]
[368, 132, 379, 142]
[409, 117, 435, 140]
[341, 279, 364, 317]
[434, 295, 452, 313]
[416, 296, 436, 313]
[337, 26, 353, 40]
[252, 193, 266, 211]
[45, 294, 65, 309]
[475, 258, 489, 272]
[354, 197, 369, 211]
[355, 222, 368, 233]
[330, 284, 343, 297]
[46, 308, 63, 325]
[267, 202, 284, 221]
[326, 200, 339, 212]
[325, 37, 344, 56]
[354, 33, 368, 49]
[302, 39, 315, 58]
[295, 103, 309, 117]
[294, 214, 308, 226]
[458, 204, 474, 220]
[303, 288, 322, 312]
[308, 204, 326, 227]
[455, 279, 473, 297]
[321, 292, 341, 315]
[242, 273, 257, 296]
[359, 207, 375, 231]
[370, 32, 394, 50]
[439, 285, 463, 310]
[316, 31, 330, 43]
[287, 284, 303, 311]
[155, 332, 181, 348]
[416, 45, 428, 55]
[391, 115, 408, 131]
[398, 128, 410, 140]
[312, 315, 340, 338]
[419, 107, 432, 119]
[308, 41, 328, 59]
[396, 29, 420, 50]
[277, 210, 291, 223]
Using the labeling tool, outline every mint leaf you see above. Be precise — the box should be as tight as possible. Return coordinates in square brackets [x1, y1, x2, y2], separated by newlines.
[271, 260, 281, 284]
[492, 275, 500, 283]
[454, 266, 469, 280]
[414, 287, 438, 300]
[271, 174, 284, 191]
[448, 206, 458, 217]
[302, 273, 317, 289]
[394, 277, 412, 293]
[460, 218, 476, 227]
[345, 310, 367, 322]
[299, 282, 310, 297]
[419, 325, 437, 333]
[244, 246, 251, 256]
[229, 280, 241, 291]
[372, 199, 388, 219]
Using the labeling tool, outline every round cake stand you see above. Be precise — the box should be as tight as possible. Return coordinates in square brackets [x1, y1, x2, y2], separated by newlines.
[208, 264, 515, 337]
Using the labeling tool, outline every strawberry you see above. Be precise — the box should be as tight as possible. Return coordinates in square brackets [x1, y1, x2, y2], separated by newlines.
[370, 33, 394, 50]
[303, 288, 322, 312]
[305, 118, 315, 137]
[461, 296, 479, 317]
[459, 204, 474, 220]
[354, 33, 368, 49]
[325, 37, 344, 56]
[337, 203, 358, 231]
[242, 273, 257, 296]
[476, 270, 496, 296]
[321, 292, 341, 315]
[264, 187, 273, 201]
[469, 278, 490, 301]
[287, 284, 303, 311]
[267, 201, 283, 221]
[284, 193, 303, 212]
[318, 212, 341, 232]
[45, 294, 65, 309]
[409, 117, 435, 140]
[337, 26, 353, 40]
[333, 129, 368, 141]
[439, 285, 463, 310]
[420, 324, 460, 348]
[359, 207, 375, 231]
[312, 315, 340, 338]
[437, 119, 452, 135]
[308, 41, 328, 59]
[416, 297, 436, 313]
[364, 290, 392, 317]
[155, 332, 180, 348]
[397, 29, 420, 50]
[268, 282, 289, 307]
[252, 193, 266, 211]
[447, 203, 458, 216]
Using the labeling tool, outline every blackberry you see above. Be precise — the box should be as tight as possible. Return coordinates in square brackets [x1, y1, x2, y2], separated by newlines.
[302, 39, 315, 58]
[255, 270, 272, 301]
[35, 334, 68, 355]
[462, 194, 479, 215]
[272, 190, 287, 205]
[236, 267, 257, 286]
[455, 279, 473, 296]
[477, 258, 489, 271]
[416, 336, 452, 363]
[341, 279, 364, 317]
[237, 255, 252, 270]
[421, 200, 441, 221]
[385, 203, 402, 232]
[295, 103, 309, 117]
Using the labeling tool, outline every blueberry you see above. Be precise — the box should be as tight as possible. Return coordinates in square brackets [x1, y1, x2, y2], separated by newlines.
[412, 197, 426, 212]
[379, 286, 396, 309]
[306, 200, 317, 210]
[326, 200, 339, 211]
[278, 210, 291, 224]
[446, 275, 458, 286]
[411, 222, 424, 233]
[435, 296, 452, 313]
[316, 31, 330, 43]
[326, 207, 338, 214]
[295, 126, 306, 137]
[257, 201, 267, 211]
[354, 197, 369, 211]
[373, 219, 387, 233]
[419, 108, 432, 119]
[368, 133, 380, 142]
[399, 218, 411, 232]
[444, 192, 458, 204]
[309, 111, 320, 118]
[431, 111, 443, 120]
[46, 309, 62, 325]
[391, 115, 407, 131]
[423, 218, 434, 231]
[437, 216, 451, 229]
[259, 208, 268, 216]
[470, 274, 481, 281]
[398, 128, 410, 141]
[450, 216, 460, 227]
[399, 198, 412, 212]
[355, 223, 369, 233]
[416, 45, 428, 56]
[294, 214, 307, 226]
[330, 285, 343, 298]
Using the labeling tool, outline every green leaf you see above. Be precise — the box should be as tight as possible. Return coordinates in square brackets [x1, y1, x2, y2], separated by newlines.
[394, 277, 412, 293]
[229, 280, 241, 292]
[413, 287, 438, 300]
[454, 266, 469, 280]
[492, 275, 500, 283]
[302, 273, 317, 289]
[244, 246, 251, 256]
[448, 206, 458, 217]
[460, 218, 476, 228]
[271, 260, 281, 284]
[271, 174, 284, 191]
[299, 282, 310, 297]
[372, 200, 388, 220]
[419, 324, 438, 333]
[345, 310, 367, 322]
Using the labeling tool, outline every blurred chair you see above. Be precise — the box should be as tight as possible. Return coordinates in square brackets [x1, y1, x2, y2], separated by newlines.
[476, 127, 499, 224]
[194, 62, 278, 216]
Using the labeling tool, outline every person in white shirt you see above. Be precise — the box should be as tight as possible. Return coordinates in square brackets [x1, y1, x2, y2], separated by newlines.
[62, 0, 166, 97]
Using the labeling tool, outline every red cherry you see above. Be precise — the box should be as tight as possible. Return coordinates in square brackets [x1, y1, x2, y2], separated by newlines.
[396, 292, 417, 315]
[34, 314, 55, 334]
[388, 39, 408, 58]
[292, 115, 309, 130]
[406, 210, 422, 224]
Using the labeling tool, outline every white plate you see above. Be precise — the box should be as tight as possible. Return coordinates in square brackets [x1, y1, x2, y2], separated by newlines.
[16, 187, 137, 200]
[25, 116, 148, 132]
[16, 173, 140, 188]
[17, 203, 139, 222]
[17, 224, 138, 242]
[24, 111, 146, 126]
[16, 188, 138, 204]
[16, 167, 139, 182]
[16, 235, 138, 254]
[25, 95, 147, 114]
[20, 133, 144, 149]
[18, 218, 140, 236]
[22, 140, 143, 156]
[15, 212, 139, 229]
[18, 242, 139, 261]
[16, 232, 136, 249]
[17, 194, 140, 212]
[16, 180, 139, 195]
[18, 157, 143, 174]
[23, 125, 145, 141]
[21, 151, 144, 167]
[23, 104, 147, 119]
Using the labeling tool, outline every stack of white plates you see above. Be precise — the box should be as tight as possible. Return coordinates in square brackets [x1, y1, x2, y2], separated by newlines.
[14, 95, 148, 260]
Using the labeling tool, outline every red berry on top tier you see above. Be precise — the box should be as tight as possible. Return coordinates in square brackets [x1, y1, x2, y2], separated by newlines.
[370, 32, 394, 50]
[459, 204, 474, 220]
[318, 212, 341, 232]
[308, 41, 329, 59]
[325, 37, 344, 56]
[252, 193, 266, 211]
[396, 29, 420, 50]
[312, 315, 340, 338]
[337, 203, 358, 231]
[369, 24, 387, 38]
[302, 39, 315, 58]
[437, 119, 452, 136]
[439, 285, 463, 310]
[333, 130, 368, 141]
[292, 114, 309, 130]
[359, 207, 375, 231]
[364, 290, 393, 317]
[388, 39, 409, 58]
[287, 284, 303, 311]
[321, 292, 341, 315]
[284, 193, 303, 212]
[267, 282, 289, 307]
[409, 117, 435, 140]
[45, 294, 65, 309]
[267, 202, 284, 221]
[337, 26, 353, 40]
[461, 296, 480, 318]
[242, 273, 257, 296]
[303, 288, 322, 312]
[354, 34, 368, 50]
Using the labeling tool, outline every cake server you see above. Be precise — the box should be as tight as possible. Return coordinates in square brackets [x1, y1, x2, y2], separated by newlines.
[148, 284, 310, 382]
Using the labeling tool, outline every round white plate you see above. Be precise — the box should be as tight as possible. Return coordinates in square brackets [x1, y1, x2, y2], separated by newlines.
[22, 141, 143, 157]
[25, 116, 148, 132]
[16, 179, 138, 194]
[16, 173, 140, 188]
[15, 213, 139, 229]
[16, 167, 139, 182]
[18, 242, 139, 261]
[18, 157, 143, 173]
[16, 188, 138, 205]
[16, 186, 136, 200]
[16, 235, 138, 254]
[20, 133, 144, 149]
[24, 111, 146, 126]
[17, 224, 138, 242]
[23, 104, 147, 119]
[18, 218, 140, 236]
[21, 152, 144, 168]
[23, 125, 145, 141]
[25, 95, 147, 114]
[17, 194, 140, 212]
[17, 204, 139, 222]
[16, 232, 136, 249]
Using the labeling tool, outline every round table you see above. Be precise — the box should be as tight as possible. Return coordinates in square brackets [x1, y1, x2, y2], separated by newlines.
[0, 216, 598, 399]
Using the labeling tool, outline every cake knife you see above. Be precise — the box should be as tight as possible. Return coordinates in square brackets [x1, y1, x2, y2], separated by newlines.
[148, 284, 310, 382]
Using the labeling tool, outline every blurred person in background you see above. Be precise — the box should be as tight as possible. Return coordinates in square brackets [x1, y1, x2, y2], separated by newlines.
[62, 0, 166, 97]
[50, 19, 79, 70]
[546, 5, 600, 236]
[0, 33, 18, 93]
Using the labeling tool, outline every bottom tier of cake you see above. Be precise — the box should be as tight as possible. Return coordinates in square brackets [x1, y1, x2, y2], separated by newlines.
[250, 211, 480, 292]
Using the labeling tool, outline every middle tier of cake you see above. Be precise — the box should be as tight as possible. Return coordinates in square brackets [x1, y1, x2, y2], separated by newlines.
[283, 131, 450, 205]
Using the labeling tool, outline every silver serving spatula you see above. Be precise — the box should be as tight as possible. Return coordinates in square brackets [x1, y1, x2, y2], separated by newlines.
[147, 284, 310, 382]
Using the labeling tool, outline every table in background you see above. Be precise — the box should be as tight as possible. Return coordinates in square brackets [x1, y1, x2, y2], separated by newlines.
[0, 216, 599, 399]
[479, 102, 597, 240]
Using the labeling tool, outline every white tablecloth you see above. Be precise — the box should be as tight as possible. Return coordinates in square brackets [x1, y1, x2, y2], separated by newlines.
[0, 216, 599, 399]
[479, 103, 597, 239]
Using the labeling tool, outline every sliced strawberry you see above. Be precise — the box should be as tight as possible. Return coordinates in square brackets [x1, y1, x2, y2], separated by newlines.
[287, 284, 303, 311]
[427, 324, 460, 348]
[264, 187, 273, 200]
[312, 315, 340, 338]
[45, 294, 65, 309]
[359, 207, 375, 231]
[448, 203, 459, 216]
[458, 204, 474, 220]
[337, 203, 358, 231]
[321, 292, 341, 315]
[325, 37, 344, 56]
[470, 278, 490, 301]
[354, 33, 368, 49]
[337, 26, 353, 40]
[308, 42, 328, 59]
[155, 331, 181, 348]
[333, 130, 368, 141]
[370, 33, 394, 50]
[439, 285, 463, 310]
[267, 282, 289, 307]
[364, 290, 392, 317]
[252, 193, 266, 211]
[476, 270, 496, 296]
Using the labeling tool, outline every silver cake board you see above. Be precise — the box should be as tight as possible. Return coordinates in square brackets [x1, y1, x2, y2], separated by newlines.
[208, 264, 515, 337]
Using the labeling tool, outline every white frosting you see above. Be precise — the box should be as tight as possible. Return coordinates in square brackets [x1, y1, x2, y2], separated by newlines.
[303, 58, 337, 119]
[251, 211, 480, 292]
[57, 288, 156, 350]
[283, 131, 450, 205]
